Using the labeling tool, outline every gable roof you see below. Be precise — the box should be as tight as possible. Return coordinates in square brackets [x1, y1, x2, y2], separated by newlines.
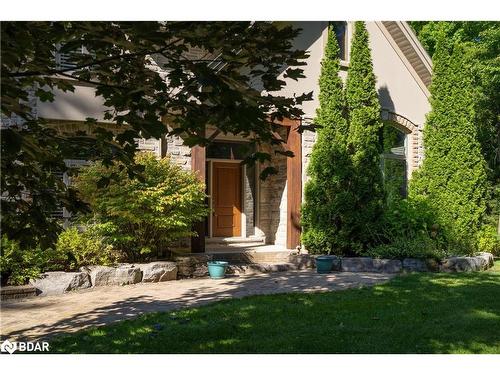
[376, 21, 433, 97]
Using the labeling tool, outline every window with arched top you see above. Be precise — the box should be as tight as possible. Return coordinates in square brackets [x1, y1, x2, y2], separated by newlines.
[330, 21, 348, 61]
[380, 121, 409, 202]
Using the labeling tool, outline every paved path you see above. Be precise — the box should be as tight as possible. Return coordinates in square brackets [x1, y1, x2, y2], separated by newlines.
[1, 270, 394, 341]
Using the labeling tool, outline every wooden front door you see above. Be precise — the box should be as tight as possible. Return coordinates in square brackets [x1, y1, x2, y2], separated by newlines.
[212, 162, 242, 237]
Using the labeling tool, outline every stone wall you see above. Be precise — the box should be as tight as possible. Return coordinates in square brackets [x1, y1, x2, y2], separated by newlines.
[164, 134, 192, 170]
[1, 88, 38, 128]
[257, 127, 288, 246]
[301, 125, 316, 191]
[28, 262, 178, 297]
[136, 137, 162, 158]
[243, 164, 256, 237]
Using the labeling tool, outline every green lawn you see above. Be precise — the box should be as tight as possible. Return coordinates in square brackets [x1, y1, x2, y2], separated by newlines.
[51, 261, 500, 354]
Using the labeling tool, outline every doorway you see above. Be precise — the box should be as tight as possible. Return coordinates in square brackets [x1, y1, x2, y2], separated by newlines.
[212, 161, 242, 237]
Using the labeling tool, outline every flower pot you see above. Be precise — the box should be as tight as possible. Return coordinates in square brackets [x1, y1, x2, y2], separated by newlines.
[207, 261, 229, 279]
[316, 256, 335, 274]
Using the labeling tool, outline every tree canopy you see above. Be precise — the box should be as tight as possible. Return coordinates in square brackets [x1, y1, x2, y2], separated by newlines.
[1, 21, 312, 248]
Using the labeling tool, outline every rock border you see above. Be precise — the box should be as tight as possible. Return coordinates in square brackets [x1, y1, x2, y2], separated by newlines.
[316, 252, 494, 274]
[24, 261, 178, 297]
[5, 252, 494, 300]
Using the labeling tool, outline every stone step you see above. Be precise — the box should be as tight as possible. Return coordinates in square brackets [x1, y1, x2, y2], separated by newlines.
[174, 253, 314, 278]
[176, 250, 300, 265]
[205, 237, 266, 245]
[206, 242, 269, 251]
[226, 262, 312, 276]
[1, 285, 38, 301]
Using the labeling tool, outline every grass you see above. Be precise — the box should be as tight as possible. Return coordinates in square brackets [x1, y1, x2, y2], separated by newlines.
[50, 261, 500, 354]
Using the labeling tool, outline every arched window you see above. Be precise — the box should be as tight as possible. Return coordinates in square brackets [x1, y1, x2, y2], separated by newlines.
[330, 21, 348, 61]
[380, 122, 408, 202]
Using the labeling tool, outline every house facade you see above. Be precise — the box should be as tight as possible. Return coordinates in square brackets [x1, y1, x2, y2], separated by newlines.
[33, 21, 433, 253]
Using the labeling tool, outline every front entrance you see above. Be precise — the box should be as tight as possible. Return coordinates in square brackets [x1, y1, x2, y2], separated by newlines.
[212, 162, 242, 237]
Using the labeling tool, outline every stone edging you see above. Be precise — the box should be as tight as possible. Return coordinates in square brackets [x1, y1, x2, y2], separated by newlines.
[24, 261, 178, 298]
[316, 252, 495, 273]
[3, 252, 494, 300]
[0, 285, 38, 301]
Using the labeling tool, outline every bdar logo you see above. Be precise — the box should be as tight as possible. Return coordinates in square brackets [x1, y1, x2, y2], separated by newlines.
[1, 339, 17, 354]
[0, 339, 49, 354]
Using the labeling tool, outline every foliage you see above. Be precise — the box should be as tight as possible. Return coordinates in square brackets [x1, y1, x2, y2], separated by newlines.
[365, 196, 448, 260]
[477, 225, 500, 256]
[50, 263, 500, 354]
[365, 236, 446, 261]
[74, 152, 209, 261]
[301, 25, 351, 255]
[410, 21, 500, 241]
[302, 22, 385, 256]
[409, 34, 490, 253]
[48, 226, 123, 271]
[343, 22, 385, 252]
[0, 235, 44, 285]
[380, 123, 407, 206]
[1, 21, 312, 249]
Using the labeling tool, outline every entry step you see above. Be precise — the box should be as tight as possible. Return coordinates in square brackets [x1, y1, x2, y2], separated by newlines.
[206, 236, 266, 245]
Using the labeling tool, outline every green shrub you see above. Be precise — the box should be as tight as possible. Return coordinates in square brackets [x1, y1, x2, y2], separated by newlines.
[0, 235, 44, 285]
[75, 152, 209, 261]
[366, 235, 447, 260]
[343, 21, 385, 252]
[301, 25, 353, 255]
[365, 198, 448, 260]
[477, 225, 500, 256]
[409, 35, 490, 251]
[379, 198, 440, 242]
[50, 226, 122, 271]
[302, 22, 384, 256]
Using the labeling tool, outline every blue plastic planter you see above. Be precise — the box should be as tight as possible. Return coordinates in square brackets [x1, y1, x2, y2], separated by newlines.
[316, 256, 334, 274]
[207, 261, 229, 279]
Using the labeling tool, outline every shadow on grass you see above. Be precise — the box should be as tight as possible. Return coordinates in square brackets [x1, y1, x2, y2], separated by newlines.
[43, 269, 500, 354]
[1, 271, 391, 342]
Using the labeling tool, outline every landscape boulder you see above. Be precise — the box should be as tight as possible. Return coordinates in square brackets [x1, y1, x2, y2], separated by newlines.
[30, 272, 91, 296]
[478, 252, 495, 268]
[137, 262, 178, 282]
[402, 258, 430, 272]
[88, 265, 142, 287]
[440, 252, 494, 272]
[341, 257, 374, 272]
[373, 259, 402, 273]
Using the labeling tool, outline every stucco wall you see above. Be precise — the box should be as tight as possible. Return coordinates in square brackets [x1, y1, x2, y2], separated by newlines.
[367, 22, 430, 125]
[37, 83, 112, 123]
[298, 21, 430, 189]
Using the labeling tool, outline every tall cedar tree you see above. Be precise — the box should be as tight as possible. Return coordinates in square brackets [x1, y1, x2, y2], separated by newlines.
[410, 21, 500, 233]
[301, 26, 352, 255]
[410, 35, 490, 252]
[344, 21, 385, 253]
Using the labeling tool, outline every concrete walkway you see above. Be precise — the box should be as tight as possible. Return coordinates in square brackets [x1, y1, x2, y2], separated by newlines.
[1, 270, 394, 341]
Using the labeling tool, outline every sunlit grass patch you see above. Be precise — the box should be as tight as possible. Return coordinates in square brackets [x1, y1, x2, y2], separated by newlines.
[50, 261, 500, 354]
